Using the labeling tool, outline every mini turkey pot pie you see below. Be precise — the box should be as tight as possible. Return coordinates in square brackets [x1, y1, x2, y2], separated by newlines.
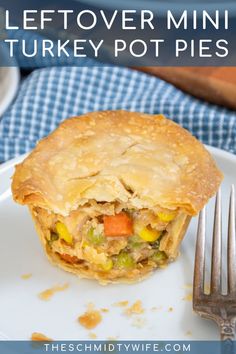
[12, 111, 223, 283]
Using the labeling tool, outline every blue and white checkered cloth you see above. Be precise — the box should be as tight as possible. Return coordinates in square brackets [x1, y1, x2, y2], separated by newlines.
[1, 30, 236, 163]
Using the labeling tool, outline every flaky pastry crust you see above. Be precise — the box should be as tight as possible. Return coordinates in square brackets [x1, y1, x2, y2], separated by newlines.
[12, 110, 223, 216]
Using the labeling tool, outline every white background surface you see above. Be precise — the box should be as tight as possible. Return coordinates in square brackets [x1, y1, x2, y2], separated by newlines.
[0, 146, 234, 340]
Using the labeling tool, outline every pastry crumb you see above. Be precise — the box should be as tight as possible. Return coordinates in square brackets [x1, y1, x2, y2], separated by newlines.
[182, 293, 193, 302]
[185, 330, 192, 337]
[113, 300, 129, 307]
[131, 317, 146, 328]
[159, 263, 168, 269]
[183, 284, 192, 290]
[107, 336, 118, 341]
[78, 305, 102, 330]
[21, 273, 32, 280]
[151, 306, 162, 312]
[125, 300, 144, 316]
[168, 307, 174, 312]
[31, 332, 52, 341]
[100, 308, 109, 313]
[88, 332, 97, 339]
[87, 302, 95, 311]
[38, 283, 69, 301]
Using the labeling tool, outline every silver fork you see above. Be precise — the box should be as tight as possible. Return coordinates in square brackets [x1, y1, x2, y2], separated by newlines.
[193, 186, 236, 346]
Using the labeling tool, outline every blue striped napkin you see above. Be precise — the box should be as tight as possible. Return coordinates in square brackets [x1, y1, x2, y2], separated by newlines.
[1, 30, 236, 163]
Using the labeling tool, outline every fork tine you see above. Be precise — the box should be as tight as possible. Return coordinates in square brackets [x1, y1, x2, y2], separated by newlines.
[211, 189, 222, 294]
[193, 207, 206, 299]
[228, 185, 236, 294]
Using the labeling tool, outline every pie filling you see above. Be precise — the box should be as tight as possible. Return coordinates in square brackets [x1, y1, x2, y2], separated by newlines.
[33, 201, 187, 277]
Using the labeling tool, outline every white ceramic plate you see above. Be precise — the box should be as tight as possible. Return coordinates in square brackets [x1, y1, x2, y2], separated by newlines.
[0, 43, 20, 118]
[0, 146, 234, 340]
[0, 67, 20, 118]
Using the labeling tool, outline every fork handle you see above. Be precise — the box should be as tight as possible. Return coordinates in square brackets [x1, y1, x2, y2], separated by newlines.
[219, 318, 236, 341]
[219, 319, 236, 354]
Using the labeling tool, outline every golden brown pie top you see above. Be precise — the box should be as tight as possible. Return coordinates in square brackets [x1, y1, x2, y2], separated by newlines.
[11, 110, 223, 216]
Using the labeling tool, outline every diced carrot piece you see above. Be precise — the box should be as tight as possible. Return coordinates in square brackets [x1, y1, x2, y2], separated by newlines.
[103, 212, 133, 237]
[60, 253, 79, 264]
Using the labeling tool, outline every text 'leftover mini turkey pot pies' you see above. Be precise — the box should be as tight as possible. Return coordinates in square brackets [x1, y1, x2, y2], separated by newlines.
[12, 111, 223, 283]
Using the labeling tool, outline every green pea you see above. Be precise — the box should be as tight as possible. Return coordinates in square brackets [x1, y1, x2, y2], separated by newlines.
[128, 235, 142, 246]
[152, 251, 167, 263]
[116, 252, 134, 269]
[129, 241, 143, 250]
[129, 235, 142, 243]
[131, 243, 143, 249]
[87, 227, 105, 245]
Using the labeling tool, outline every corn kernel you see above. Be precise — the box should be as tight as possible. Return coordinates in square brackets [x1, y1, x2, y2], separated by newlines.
[82, 241, 89, 248]
[101, 259, 113, 271]
[139, 226, 161, 242]
[157, 211, 176, 223]
[55, 222, 73, 244]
